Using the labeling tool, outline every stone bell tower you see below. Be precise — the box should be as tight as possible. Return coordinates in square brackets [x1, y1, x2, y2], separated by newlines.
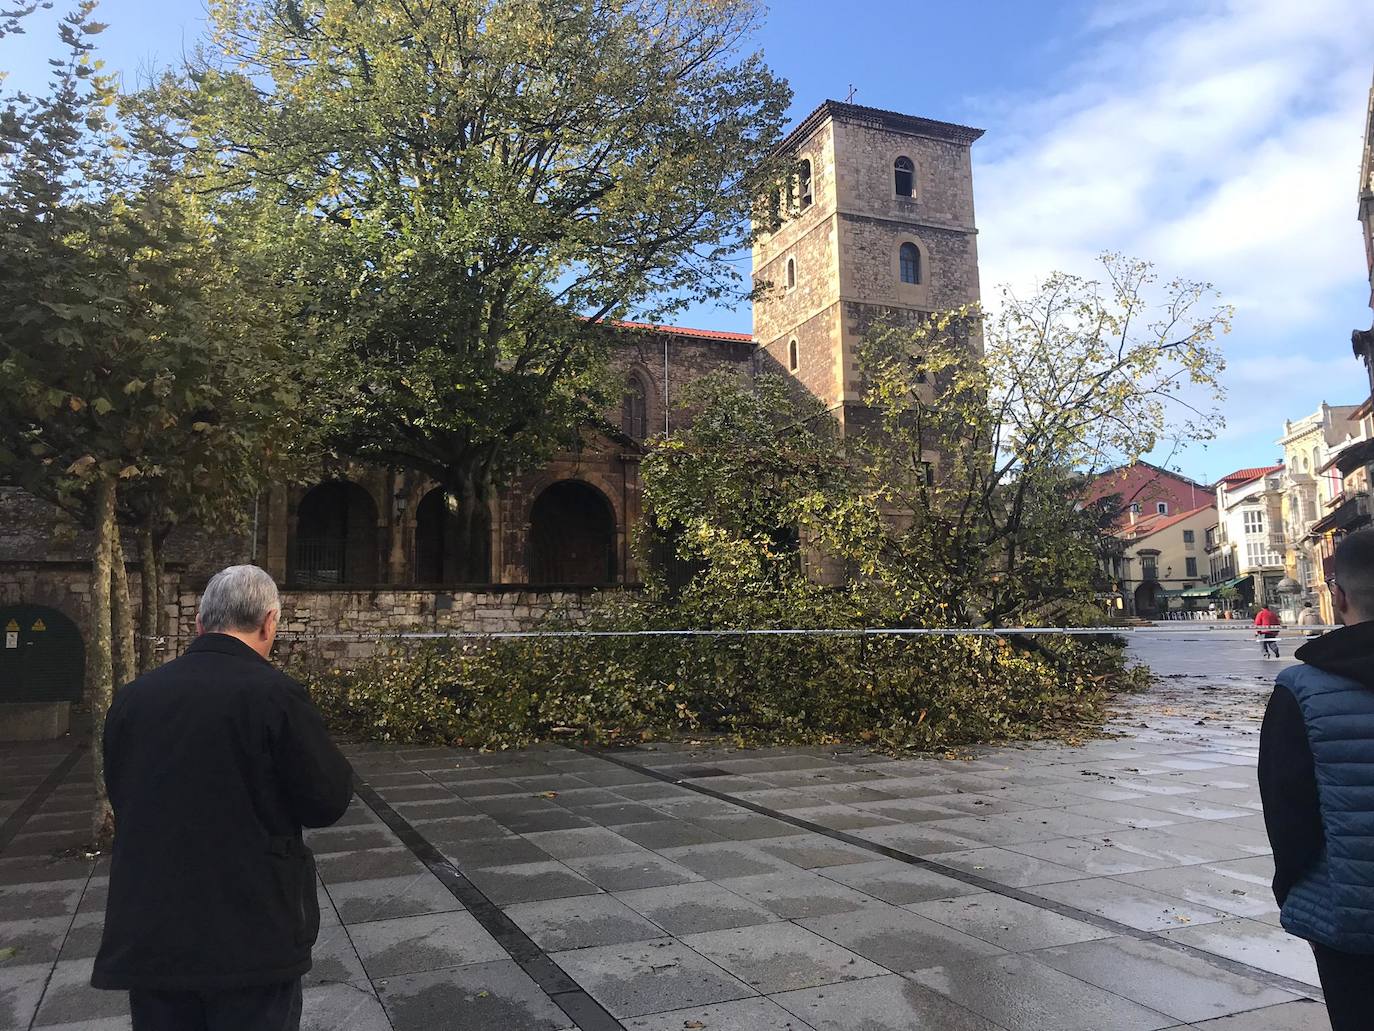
[752, 100, 984, 428]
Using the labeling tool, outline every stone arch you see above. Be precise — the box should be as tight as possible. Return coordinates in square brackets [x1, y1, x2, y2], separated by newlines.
[289, 481, 380, 585]
[414, 487, 491, 584]
[1134, 581, 1165, 618]
[529, 480, 617, 585]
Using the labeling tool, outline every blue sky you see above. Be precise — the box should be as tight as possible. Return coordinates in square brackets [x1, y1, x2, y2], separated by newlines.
[6, 0, 1373, 483]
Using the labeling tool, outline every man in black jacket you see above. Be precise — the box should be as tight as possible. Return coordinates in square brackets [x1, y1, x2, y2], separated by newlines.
[1258, 529, 1374, 1031]
[92, 564, 354, 1031]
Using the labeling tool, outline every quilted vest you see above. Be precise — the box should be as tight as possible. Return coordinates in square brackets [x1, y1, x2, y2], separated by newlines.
[1278, 663, 1374, 953]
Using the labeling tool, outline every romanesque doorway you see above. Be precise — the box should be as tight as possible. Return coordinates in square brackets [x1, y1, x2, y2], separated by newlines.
[529, 480, 615, 585]
[289, 482, 379, 585]
[0, 604, 84, 703]
[414, 488, 490, 584]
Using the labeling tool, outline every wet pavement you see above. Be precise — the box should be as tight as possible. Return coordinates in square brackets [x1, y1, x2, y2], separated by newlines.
[0, 628, 1338, 1030]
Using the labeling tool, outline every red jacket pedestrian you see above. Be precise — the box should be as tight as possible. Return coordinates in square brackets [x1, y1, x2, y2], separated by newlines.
[1256, 606, 1283, 658]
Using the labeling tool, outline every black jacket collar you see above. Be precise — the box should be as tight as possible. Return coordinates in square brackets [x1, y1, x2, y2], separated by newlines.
[185, 633, 271, 665]
[1294, 621, 1374, 687]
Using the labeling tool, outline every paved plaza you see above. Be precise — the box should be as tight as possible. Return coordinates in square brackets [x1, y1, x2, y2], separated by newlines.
[0, 629, 1338, 1030]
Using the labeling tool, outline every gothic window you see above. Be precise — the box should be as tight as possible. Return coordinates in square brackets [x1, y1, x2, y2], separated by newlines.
[797, 158, 813, 209]
[786, 256, 796, 290]
[788, 338, 799, 373]
[894, 156, 915, 198]
[621, 373, 648, 440]
[899, 242, 920, 284]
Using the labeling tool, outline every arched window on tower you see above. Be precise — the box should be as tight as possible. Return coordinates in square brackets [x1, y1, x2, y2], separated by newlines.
[899, 242, 921, 284]
[788, 338, 799, 373]
[622, 373, 648, 440]
[786, 257, 796, 290]
[894, 156, 915, 198]
[797, 158, 813, 209]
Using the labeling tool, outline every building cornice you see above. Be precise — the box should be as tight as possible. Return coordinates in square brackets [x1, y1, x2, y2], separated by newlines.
[776, 100, 985, 157]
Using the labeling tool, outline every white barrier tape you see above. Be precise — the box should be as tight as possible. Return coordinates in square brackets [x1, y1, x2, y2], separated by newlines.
[137, 625, 1343, 643]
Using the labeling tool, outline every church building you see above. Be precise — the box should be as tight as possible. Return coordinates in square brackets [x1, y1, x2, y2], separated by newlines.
[0, 100, 985, 705]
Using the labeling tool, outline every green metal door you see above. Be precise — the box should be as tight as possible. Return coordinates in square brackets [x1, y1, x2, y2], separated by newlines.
[0, 605, 85, 703]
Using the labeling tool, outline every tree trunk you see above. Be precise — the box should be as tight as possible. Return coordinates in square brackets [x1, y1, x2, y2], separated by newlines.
[450, 470, 493, 583]
[137, 522, 160, 674]
[111, 530, 136, 689]
[90, 474, 116, 850]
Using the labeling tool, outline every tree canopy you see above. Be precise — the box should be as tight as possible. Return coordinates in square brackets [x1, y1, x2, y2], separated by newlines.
[147, 0, 792, 576]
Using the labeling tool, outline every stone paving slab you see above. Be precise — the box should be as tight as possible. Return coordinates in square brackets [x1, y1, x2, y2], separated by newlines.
[772, 973, 1003, 1030]
[550, 938, 754, 1018]
[1030, 935, 1301, 1024]
[678, 921, 887, 993]
[906, 952, 1179, 1031]
[0, 636, 1342, 1030]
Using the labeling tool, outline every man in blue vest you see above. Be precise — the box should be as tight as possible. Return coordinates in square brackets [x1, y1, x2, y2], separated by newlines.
[1259, 528, 1374, 1030]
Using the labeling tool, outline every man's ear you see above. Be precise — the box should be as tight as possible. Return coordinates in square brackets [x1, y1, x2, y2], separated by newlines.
[261, 608, 279, 639]
[195, 616, 205, 636]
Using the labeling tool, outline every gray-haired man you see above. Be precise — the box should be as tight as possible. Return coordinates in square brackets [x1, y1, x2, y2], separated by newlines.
[91, 565, 353, 1031]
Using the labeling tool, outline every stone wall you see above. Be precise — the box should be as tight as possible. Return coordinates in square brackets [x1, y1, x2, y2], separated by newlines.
[166, 586, 602, 667]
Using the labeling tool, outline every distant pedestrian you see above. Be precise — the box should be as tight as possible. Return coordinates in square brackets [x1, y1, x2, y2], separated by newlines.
[92, 565, 354, 1031]
[1259, 529, 1374, 1031]
[1254, 604, 1282, 658]
[1298, 601, 1323, 639]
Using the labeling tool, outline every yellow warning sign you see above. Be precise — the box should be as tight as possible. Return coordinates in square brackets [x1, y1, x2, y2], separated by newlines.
[4, 619, 16, 632]
[31, 618, 46, 632]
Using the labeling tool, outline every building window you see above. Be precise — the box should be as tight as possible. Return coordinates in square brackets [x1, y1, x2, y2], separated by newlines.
[1156, 502, 1169, 515]
[786, 257, 796, 290]
[1185, 557, 1198, 577]
[1182, 529, 1195, 545]
[621, 374, 648, 440]
[1142, 556, 1158, 581]
[1243, 509, 1264, 534]
[899, 243, 920, 285]
[922, 461, 935, 486]
[1130, 503, 1141, 514]
[1246, 541, 1276, 567]
[797, 158, 813, 209]
[788, 338, 799, 373]
[894, 156, 915, 198]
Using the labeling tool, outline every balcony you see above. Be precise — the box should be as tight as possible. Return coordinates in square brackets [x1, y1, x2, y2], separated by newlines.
[1309, 494, 1371, 537]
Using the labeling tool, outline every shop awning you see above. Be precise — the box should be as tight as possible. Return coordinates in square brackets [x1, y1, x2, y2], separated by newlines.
[1169, 575, 1251, 599]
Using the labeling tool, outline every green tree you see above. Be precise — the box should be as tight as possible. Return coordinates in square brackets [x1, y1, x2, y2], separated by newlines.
[149, 0, 791, 578]
[643, 255, 1231, 632]
[0, 2, 302, 841]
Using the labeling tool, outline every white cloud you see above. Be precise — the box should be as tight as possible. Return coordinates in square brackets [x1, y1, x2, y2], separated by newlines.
[971, 0, 1374, 474]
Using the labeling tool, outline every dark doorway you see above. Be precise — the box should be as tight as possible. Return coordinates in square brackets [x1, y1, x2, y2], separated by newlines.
[290, 482, 379, 585]
[0, 605, 84, 702]
[530, 480, 615, 585]
[415, 488, 490, 584]
[1134, 581, 1165, 618]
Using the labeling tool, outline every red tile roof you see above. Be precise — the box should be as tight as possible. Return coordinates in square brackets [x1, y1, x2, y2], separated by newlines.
[1218, 464, 1283, 486]
[606, 319, 753, 344]
[1119, 503, 1216, 541]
